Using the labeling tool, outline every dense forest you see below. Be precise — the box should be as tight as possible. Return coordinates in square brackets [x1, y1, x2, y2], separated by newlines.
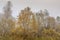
[0, 1, 60, 40]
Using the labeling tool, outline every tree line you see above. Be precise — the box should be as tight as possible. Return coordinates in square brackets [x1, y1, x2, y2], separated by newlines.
[0, 1, 60, 40]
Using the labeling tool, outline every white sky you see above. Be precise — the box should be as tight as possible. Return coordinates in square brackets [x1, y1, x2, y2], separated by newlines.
[0, 0, 60, 18]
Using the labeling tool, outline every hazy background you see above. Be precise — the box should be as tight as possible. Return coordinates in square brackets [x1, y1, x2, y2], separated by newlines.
[0, 0, 60, 18]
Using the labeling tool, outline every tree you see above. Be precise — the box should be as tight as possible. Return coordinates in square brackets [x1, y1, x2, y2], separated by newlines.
[0, 1, 15, 34]
[36, 10, 45, 32]
[46, 16, 55, 29]
[3, 1, 12, 18]
[18, 7, 33, 32]
[55, 16, 60, 32]
[44, 9, 49, 17]
[56, 16, 60, 24]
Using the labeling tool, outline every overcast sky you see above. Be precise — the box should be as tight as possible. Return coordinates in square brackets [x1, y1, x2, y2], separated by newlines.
[0, 0, 60, 18]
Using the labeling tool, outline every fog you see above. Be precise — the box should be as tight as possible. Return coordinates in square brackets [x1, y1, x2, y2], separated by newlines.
[0, 0, 60, 18]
